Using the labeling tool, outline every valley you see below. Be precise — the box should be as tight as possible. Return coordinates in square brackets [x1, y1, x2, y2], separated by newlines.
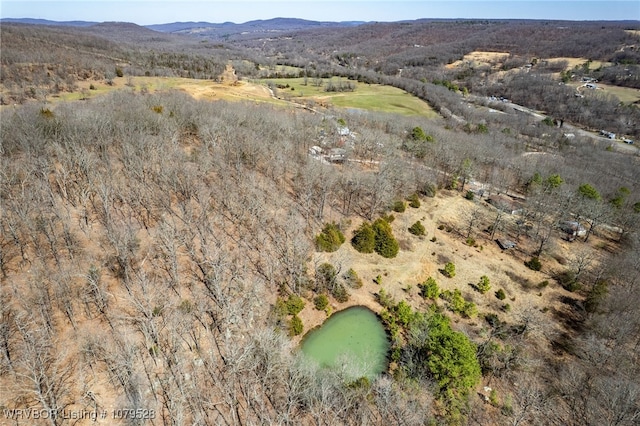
[1, 16, 639, 426]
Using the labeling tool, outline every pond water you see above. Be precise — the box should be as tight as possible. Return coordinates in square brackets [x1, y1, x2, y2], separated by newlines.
[301, 306, 390, 378]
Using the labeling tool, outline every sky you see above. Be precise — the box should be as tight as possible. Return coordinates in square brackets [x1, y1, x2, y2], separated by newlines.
[1, 0, 639, 25]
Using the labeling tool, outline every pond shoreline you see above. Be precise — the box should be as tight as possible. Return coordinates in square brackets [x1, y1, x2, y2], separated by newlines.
[293, 290, 384, 346]
[299, 305, 391, 377]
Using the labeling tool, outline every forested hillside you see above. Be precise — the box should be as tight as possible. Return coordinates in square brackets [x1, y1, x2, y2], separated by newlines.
[1, 19, 639, 425]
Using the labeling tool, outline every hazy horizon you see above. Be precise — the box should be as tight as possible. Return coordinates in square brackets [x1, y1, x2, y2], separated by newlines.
[2, 1, 639, 26]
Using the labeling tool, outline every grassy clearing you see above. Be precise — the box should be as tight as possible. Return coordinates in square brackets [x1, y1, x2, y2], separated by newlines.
[593, 83, 640, 104]
[23, 75, 436, 117]
[567, 81, 640, 104]
[446, 51, 509, 69]
[549, 57, 611, 71]
[257, 77, 437, 117]
[46, 76, 277, 104]
[259, 64, 303, 74]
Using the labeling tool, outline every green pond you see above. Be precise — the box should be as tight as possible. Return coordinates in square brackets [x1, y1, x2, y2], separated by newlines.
[301, 306, 390, 378]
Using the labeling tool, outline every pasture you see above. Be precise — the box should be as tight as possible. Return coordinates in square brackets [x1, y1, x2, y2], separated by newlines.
[257, 77, 438, 117]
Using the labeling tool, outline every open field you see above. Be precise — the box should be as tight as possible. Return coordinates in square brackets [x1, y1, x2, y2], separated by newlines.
[256, 77, 438, 117]
[445, 52, 612, 73]
[4, 75, 437, 117]
[548, 56, 611, 70]
[446, 51, 510, 69]
[568, 80, 640, 104]
[50, 76, 277, 103]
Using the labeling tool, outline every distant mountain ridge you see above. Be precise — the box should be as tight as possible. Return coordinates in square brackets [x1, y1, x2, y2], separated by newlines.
[1, 17, 365, 38]
[0, 17, 99, 26]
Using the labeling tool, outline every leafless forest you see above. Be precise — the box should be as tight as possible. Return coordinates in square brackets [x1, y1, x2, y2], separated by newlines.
[1, 19, 639, 425]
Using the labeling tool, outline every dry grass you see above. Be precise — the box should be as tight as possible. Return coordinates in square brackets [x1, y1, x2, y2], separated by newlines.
[548, 57, 611, 71]
[446, 51, 510, 69]
[302, 190, 606, 350]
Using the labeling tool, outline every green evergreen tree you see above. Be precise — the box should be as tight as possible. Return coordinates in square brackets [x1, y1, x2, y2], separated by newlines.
[443, 262, 456, 278]
[393, 200, 406, 212]
[477, 275, 491, 294]
[315, 222, 345, 252]
[420, 277, 440, 300]
[351, 221, 376, 253]
[408, 220, 426, 236]
[407, 193, 421, 208]
[578, 183, 601, 201]
[285, 294, 305, 315]
[313, 294, 329, 311]
[373, 218, 399, 258]
[289, 315, 304, 336]
[404, 312, 481, 400]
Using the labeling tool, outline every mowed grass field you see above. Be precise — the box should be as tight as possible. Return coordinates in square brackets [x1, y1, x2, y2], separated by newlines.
[568, 81, 640, 104]
[258, 77, 438, 117]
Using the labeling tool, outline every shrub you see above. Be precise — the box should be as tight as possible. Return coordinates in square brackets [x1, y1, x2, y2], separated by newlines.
[381, 213, 396, 223]
[314, 294, 329, 311]
[40, 108, 54, 118]
[332, 283, 350, 303]
[525, 257, 542, 271]
[373, 218, 399, 258]
[477, 275, 491, 294]
[115, 67, 123, 77]
[441, 289, 475, 317]
[443, 262, 456, 278]
[465, 190, 475, 200]
[348, 376, 371, 390]
[316, 262, 337, 292]
[407, 193, 421, 208]
[376, 288, 395, 309]
[466, 237, 476, 247]
[556, 270, 580, 291]
[315, 222, 345, 252]
[374, 274, 383, 285]
[410, 126, 428, 141]
[285, 294, 305, 315]
[152, 105, 163, 114]
[420, 277, 440, 300]
[585, 280, 608, 313]
[495, 289, 506, 300]
[394, 300, 415, 327]
[463, 302, 478, 318]
[273, 298, 288, 319]
[289, 315, 304, 336]
[485, 313, 500, 328]
[351, 222, 375, 253]
[501, 303, 511, 312]
[343, 268, 363, 289]
[89, 84, 97, 90]
[489, 389, 499, 406]
[418, 182, 437, 198]
[408, 220, 426, 236]
[392, 201, 406, 213]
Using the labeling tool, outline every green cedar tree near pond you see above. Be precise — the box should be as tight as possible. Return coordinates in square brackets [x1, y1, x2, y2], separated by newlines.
[301, 306, 390, 379]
